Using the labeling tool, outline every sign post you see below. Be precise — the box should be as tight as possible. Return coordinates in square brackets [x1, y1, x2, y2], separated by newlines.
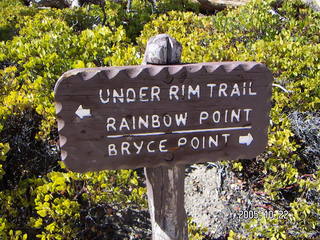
[142, 35, 188, 240]
[54, 34, 273, 240]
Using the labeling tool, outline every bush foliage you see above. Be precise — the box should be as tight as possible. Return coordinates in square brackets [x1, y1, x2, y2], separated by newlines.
[0, 0, 319, 239]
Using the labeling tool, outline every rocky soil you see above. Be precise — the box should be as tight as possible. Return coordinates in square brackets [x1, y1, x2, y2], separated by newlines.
[185, 163, 261, 239]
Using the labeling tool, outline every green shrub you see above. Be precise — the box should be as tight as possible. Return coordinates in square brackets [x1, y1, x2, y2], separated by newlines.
[0, 1, 38, 41]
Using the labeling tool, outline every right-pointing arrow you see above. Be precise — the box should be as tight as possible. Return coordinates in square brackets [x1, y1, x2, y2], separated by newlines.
[239, 133, 253, 146]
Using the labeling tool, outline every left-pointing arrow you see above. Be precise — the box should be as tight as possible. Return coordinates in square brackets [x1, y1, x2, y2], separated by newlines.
[75, 105, 91, 119]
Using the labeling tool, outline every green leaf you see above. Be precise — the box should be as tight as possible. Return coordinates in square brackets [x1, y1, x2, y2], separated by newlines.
[37, 210, 47, 218]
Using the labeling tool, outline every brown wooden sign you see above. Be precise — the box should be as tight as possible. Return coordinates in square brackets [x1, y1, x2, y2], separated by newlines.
[54, 62, 273, 172]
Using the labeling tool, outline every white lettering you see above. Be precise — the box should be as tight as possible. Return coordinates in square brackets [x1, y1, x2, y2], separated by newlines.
[147, 141, 155, 152]
[200, 111, 209, 124]
[208, 135, 218, 147]
[159, 140, 168, 152]
[152, 115, 160, 128]
[188, 85, 200, 99]
[178, 137, 187, 147]
[231, 109, 241, 122]
[175, 113, 188, 126]
[139, 87, 149, 102]
[99, 89, 110, 103]
[212, 111, 220, 123]
[108, 144, 117, 156]
[119, 118, 130, 131]
[132, 116, 136, 130]
[222, 134, 230, 143]
[225, 109, 228, 122]
[207, 83, 217, 98]
[133, 141, 143, 154]
[202, 136, 206, 149]
[242, 82, 247, 95]
[151, 86, 160, 101]
[191, 137, 200, 149]
[181, 84, 185, 97]
[106, 117, 116, 131]
[230, 83, 241, 97]
[121, 142, 130, 155]
[126, 88, 136, 103]
[218, 83, 228, 97]
[163, 114, 172, 127]
[244, 109, 252, 121]
[169, 86, 179, 100]
[113, 89, 124, 103]
[138, 115, 149, 129]
[249, 82, 257, 95]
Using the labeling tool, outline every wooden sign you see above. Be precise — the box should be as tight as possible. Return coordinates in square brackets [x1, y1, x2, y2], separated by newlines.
[54, 62, 273, 172]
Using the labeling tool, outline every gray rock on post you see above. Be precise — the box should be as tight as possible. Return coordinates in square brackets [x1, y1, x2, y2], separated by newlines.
[143, 34, 182, 65]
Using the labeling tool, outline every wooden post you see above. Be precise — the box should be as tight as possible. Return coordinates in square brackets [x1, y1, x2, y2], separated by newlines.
[143, 34, 188, 240]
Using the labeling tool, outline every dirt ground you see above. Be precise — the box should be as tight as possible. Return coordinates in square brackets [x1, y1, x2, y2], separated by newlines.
[185, 163, 264, 239]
